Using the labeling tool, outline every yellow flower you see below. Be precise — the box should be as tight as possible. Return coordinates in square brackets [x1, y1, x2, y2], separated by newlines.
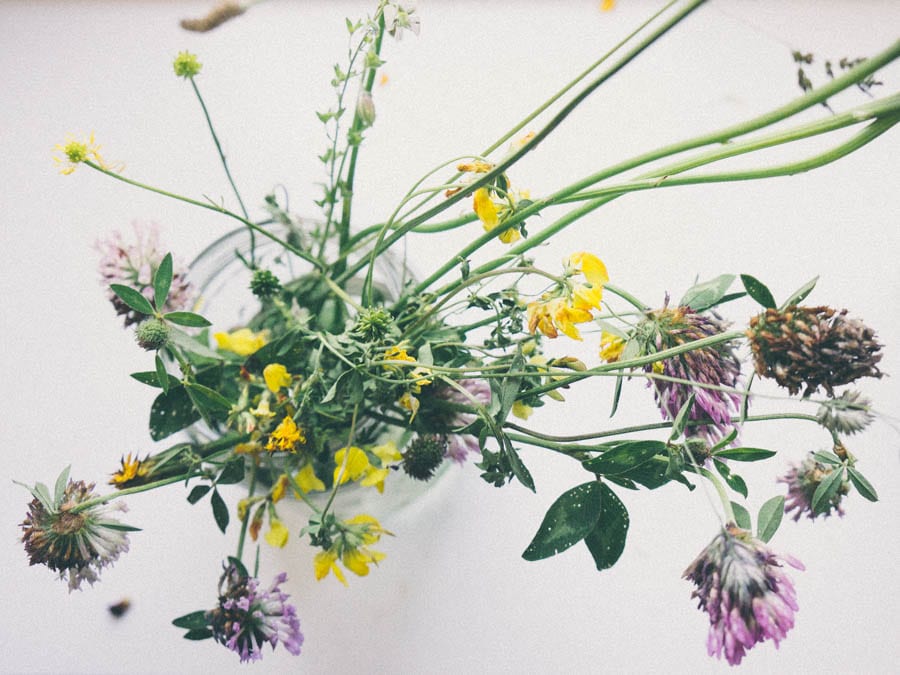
[599, 331, 626, 363]
[295, 464, 325, 493]
[214, 327, 268, 356]
[333, 446, 370, 486]
[263, 363, 292, 392]
[567, 252, 609, 312]
[265, 518, 290, 548]
[314, 548, 348, 586]
[342, 546, 386, 577]
[109, 453, 150, 487]
[249, 397, 276, 419]
[270, 474, 290, 503]
[383, 345, 415, 363]
[553, 301, 593, 341]
[527, 297, 593, 341]
[265, 416, 306, 452]
[601, 0, 616, 11]
[360, 441, 402, 493]
[399, 391, 420, 421]
[474, 187, 521, 243]
[53, 132, 108, 175]
[173, 50, 202, 78]
[512, 400, 533, 420]
[457, 160, 494, 173]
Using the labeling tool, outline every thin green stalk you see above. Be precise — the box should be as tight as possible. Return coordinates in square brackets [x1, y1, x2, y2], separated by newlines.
[321, 403, 361, 517]
[698, 467, 736, 524]
[82, 161, 326, 271]
[235, 462, 257, 561]
[189, 77, 253, 262]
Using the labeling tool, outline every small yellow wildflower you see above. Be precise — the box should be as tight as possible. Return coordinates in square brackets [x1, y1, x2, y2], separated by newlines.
[567, 252, 609, 312]
[527, 297, 592, 341]
[263, 363, 292, 393]
[173, 50, 202, 78]
[399, 391, 420, 420]
[314, 548, 348, 586]
[599, 331, 626, 363]
[214, 327, 268, 356]
[109, 453, 150, 487]
[295, 464, 326, 493]
[314, 514, 389, 586]
[601, 0, 616, 11]
[333, 446, 371, 486]
[383, 345, 415, 363]
[512, 400, 533, 420]
[360, 441, 402, 493]
[264, 518, 290, 548]
[53, 133, 107, 175]
[249, 397, 276, 419]
[342, 545, 386, 577]
[265, 416, 306, 452]
[652, 361, 665, 375]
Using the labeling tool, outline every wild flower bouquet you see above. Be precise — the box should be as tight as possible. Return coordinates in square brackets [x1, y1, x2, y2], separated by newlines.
[19, 0, 897, 667]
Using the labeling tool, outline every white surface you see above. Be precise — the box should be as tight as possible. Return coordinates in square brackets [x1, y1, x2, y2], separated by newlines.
[2, 1, 899, 673]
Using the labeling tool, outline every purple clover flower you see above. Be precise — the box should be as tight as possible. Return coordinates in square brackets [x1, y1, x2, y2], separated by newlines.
[208, 563, 303, 663]
[683, 526, 804, 666]
[642, 306, 742, 444]
[435, 378, 491, 463]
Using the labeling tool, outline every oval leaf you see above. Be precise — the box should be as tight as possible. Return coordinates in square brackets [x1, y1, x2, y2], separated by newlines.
[679, 274, 735, 312]
[187, 484, 212, 505]
[740, 274, 776, 309]
[714, 459, 748, 498]
[669, 392, 696, 441]
[216, 458, 246, 485]
[582, 440, 666, 475]
[154, 253, 173, 310]
[182, 628, 214, 641]
[713, 447, 777, 462]
[811, 465, 845, 515]
[210, 489, 229, 533]
[150, 386, 200, 441]
[164, 311, 212, 328]
[584, 483, 630, 570]
[731, 501, 752, 530]
[757, 495, 785, 542]
[172, 610, 209, 630]
[155, 355, 170, 395]
[522, 481, 603, 561]
[110, 283, 154, 316]
[503, 438, 535, 492]
[812, 449, 842, 466]
[847, 467, 878, 502]
[781, 276, 818, 309]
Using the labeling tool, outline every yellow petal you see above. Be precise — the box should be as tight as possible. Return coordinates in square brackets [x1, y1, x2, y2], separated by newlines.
[295, 464, 326, 493]
[264, 519, 290, 548]
[473, 187, 499, 228]
[263, 363, 292, 392]
[512, 400, 533, 420]
[214, 328, 268, 356]
[334, 446, 370, 485]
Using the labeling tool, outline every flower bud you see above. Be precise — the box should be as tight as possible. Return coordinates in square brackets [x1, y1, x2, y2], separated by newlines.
[250, 269, 282, 299]
[172, 50, 202, 78]
[356, 91, 376, 128]
[134, 317, 170, 351]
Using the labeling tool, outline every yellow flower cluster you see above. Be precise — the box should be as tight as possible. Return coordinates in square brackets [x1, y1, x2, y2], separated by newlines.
[527, 252, 609, 341]
[314, 514, 389, 586]
[265, 415, 306, 452]
[333, 441, 402, 494]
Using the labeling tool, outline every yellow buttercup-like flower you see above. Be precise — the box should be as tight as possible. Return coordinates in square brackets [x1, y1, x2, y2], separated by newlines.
[214, 327, 268, 356]
[53, 132, 113, 175]
[263, 363, 292, 392]
[265, 416, 306, 452]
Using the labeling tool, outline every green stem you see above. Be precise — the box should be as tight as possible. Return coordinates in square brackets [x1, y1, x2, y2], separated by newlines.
[83, 161, 326, 271]
[698, 467, 737, 524]
[235, 461, 257, 561]
[189, 77, 253, 262]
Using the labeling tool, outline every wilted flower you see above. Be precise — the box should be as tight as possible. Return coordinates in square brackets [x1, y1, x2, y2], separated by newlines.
[20, 474, 133, 591]
[207, 562, 303, 662]
[683, 525, 804, 666]
[816, 390, 874, 435]
[96, 222, 195, 326]
[639, 306, 742, 443]
[778, 451, 849, 521]
[747, 306, 883, 396]
[109, 453, 152, 488]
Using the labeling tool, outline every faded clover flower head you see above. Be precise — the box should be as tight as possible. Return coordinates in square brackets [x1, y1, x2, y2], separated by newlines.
[20, 477, 132, 591]
[683, 525, 804, 666]
[639, 305, 742, 443]
[778, 451, 849, 521]
[433, 378, 492, 464]
[96, 222, 195, 326]
[816, 389, 874, 435]
[207, 562, 304, 663]
[747, 306, 883, 397]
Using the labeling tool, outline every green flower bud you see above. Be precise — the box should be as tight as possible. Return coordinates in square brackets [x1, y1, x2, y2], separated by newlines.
[173, 51, 202, 78]
[356, 91, 376, 128]
[352, 307, 395, 342]
[250, 269, 282, 299]
[402, 435, 446, 481]
[135, 318, 170, 351]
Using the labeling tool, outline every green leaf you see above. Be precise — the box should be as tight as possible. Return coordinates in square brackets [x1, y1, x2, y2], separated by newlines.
[216, 458, 246, 485]
[679, 274, 735, 312]
[172, 610, 209, 630]
[163, 311, 212, 328]
[847, 467, 878, 502]
[150, 386, 200, 441]
[714, 459, 748, 498]
[781, 276, 818, 309]
[210, 489, 229, 533]
[503, 438, 535, 492]
[110, 284, 154, 316]
[812, 450, 842, 466]
[182, 628, 214, 641]
[168, 327, 222, 360]
[155, 355, 170, 395]
[187, 485, 211, 505]
[185, 382, 232, 412]
[496, 351, 525, 423]
[522, 481, 603, 561]
[731, 501, 752, 530]
[100, 522, 142, 532]
[131, 370, 181, 389]
[609, 375, 623, 417]
[13, 480, 55, 512]
[669, 392, 695, 441]
[584, 483, 630, 570]
[757, 496, 785, 543]
[153, 253, 173, 310]
[811, 465, 845, 515]
[582, 440, 666, 475]
[709, 427, 738, 454]
[53, 465, 72, 506]
[740, 274, 777, 309]
[712, 447, 777, 462]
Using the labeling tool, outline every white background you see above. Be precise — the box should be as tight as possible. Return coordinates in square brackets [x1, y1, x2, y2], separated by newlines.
[1, 1, 898, 673]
